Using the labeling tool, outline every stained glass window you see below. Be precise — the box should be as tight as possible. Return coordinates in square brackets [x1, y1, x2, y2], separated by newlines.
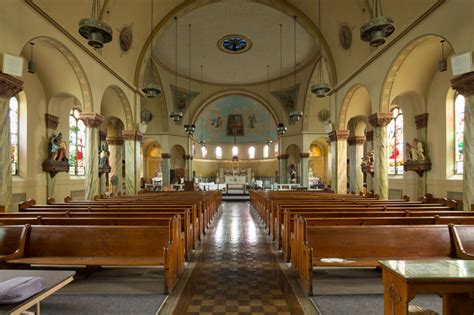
[248, 146, 256, 159]
[454, 94, 465, 174]
[9, 97, 19, 175]
[388, 107, 404, 175]
[215, 146, 223, 159]
[263, 145, 269, 159]
[69, 108, 86, 176]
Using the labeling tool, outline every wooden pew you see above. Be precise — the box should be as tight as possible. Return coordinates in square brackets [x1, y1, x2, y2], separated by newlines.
[0, 225, 29, 263]
[4, 216, 184, 294]
[291, 218, 461, 295]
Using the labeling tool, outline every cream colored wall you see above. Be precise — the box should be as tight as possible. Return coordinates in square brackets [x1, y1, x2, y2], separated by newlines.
[193, 159, 278, 178]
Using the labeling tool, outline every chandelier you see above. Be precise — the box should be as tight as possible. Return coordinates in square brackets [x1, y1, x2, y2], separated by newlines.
[184, 124, 195, 136]
[289, 111, 303, 122]
[169, 16, 183, 123]
[169, 112, 183, 122]
[142, 0, 161, 98]
[276, 24, 287, 135]
[289, 16, 303, 123]
[311, 0, 331, 98]
[78, 0, 113, 49]
[277, 123, 287, 135]
[360, 0, 395, 47]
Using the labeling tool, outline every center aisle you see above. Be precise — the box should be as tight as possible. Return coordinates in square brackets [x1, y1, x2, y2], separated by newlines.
[172, 202, 305, 314]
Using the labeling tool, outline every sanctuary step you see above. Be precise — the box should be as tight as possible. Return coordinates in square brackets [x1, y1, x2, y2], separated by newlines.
[222, 193, 250, 202]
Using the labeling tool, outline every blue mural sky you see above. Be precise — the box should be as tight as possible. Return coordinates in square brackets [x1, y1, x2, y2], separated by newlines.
[195, 95, 277, 144]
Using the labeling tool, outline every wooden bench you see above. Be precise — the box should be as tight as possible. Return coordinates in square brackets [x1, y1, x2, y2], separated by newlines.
[291, 218, 468, 295]
[4, 217, 184, 294]
[0, 225, 28, 263]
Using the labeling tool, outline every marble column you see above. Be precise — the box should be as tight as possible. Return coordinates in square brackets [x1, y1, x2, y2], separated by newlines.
[0, 73, 23, 212]
[107, 137, 124, 195]
[80, 112, 104, 200]
[328, 130, 349, 194]
[348, 136, 365, 194]
[299, 153, 309, 187]
[365, 130, 374, 193]
[451, 72, 474, 211]
[183, 155, 193, 180]
[415, 113, 429, 199]
[161, 153, 171, 188]
[278, 154, 289, 184]
[123, 130, 143, 195]
[369, 112, 394, 200]
[45, 114, 59, 199]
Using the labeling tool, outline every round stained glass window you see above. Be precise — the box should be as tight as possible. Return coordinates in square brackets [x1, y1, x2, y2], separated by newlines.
[218, 35, 252, 54]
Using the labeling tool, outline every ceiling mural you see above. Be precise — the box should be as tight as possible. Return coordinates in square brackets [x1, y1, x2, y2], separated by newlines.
[170, 85, 200, 112]
[271, 84, 300, 117]
[195, 95, 277, 144]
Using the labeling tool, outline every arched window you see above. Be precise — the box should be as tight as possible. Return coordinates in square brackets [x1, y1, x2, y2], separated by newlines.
[232, 146, 239, 157]
[69, 108, 86, 176]
[215, 146, 223, 159]
[388, 107, 404, 175]
[454, 94, 465, 174]
[263, 145, 269, 159]
[248, 146, 256, 159]
[201, 146, 208, 158]
[274, 143, 279, 157]
[9, 97, 19, 175]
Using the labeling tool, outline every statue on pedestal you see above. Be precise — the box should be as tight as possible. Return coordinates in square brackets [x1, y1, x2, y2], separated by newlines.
[49, 133, 68, 162]
[289, 164, 297, 183]
[406, 138, 426, 161]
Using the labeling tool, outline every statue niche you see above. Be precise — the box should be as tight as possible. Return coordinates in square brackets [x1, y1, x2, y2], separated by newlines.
[42, 133, 69, 177]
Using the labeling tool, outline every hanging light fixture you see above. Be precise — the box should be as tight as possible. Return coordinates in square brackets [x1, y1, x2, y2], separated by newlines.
[142, 0, 161, 98]
[78, 0, 113, 49]
[311, 0, 331, 98]
[266, 64, 273, 146]
[27, 42, 36, 74]
[184, 124, 195, 136]
[198, 65, 206, 148]
[438, 39, 448, 72]
[277, 24, 287, 136]
[169, 16, 184, 123]
[289, 16, 303, 122]
[360, 0, 395, 47]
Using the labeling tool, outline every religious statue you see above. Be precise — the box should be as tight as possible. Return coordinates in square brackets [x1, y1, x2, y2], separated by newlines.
[99, 144, 110, 168]
[248, 114, 257, 129]
[406, 138, 426, 161]
[49, 133, 68, 162]
[289, 164, 297, 184]
[360, 150, 374, 167]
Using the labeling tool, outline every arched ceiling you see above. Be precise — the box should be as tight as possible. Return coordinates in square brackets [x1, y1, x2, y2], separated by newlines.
[153, 1, 317, 85]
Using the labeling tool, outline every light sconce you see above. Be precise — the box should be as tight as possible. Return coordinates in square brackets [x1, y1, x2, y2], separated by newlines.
[169, 111, 183, 123]
[184, 124, 195, 136]
[277, 123, 287, 135]
[289, 111, 303, 122]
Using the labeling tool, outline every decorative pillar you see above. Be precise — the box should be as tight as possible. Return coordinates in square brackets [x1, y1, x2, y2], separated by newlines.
[415, 113, 429, 199]
[106, 136, 124, 195]
[45, 114, 59, 199]
[451, 72, 474, 211]
[365, 130, 374, 192]
[299, 153, 310, 187]
[99, 131, 107, 195]
[183, 155, 193, 180]
[123, 130, 143, 195]
[328, 130, 349, 194]
[0, 73, 23, 212]
[80, 112, 104, 200]
[348, 136, 365, 194]
[161, 153, 171, 188]
[369, 112, 394, 200]
[278, 154, 289, 184]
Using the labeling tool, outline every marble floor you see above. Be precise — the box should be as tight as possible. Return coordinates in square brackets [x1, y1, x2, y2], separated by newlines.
[172, 202, 305, 315]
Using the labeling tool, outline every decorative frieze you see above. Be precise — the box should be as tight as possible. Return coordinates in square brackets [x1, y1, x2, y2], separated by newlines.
[44, 114, 59, 130]
[365, 130, 374, 142]
[328, 130, 349, 142]
[106, 137, 124, 146]
[79, 112, 104, 128]
[415, 113, 429, 129]
[0, 72, 23, 98]
[368, 112, 393, 128]
[348, 136, 366, 146]
[451, 71, 474, 96]
[122, 130, 143, 142]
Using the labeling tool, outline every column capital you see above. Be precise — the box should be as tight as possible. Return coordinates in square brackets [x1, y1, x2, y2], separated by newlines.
[328, 130, 349, 142]
[161, 153, 171, 159]
[348, 136, 366, 146]
[299, 153, 310, 158]
[365, 130, 374, 142]
[368, 112, 393, 128]
[106, 137, 124, 145]
[80, 112, 104, 128]
[45, 114, 59, 130]
[183, 154, 193, 160]
[122, 130, 143, 142]
[278, 154, 289, 160]
[415, 113, 429, 129]
[99, 131, 107, 142]
[0, 73, 23, 99]
[451, 71, 474, 96]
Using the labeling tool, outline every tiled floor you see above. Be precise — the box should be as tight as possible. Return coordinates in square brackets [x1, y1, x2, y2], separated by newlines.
[173, 202, 305, 315]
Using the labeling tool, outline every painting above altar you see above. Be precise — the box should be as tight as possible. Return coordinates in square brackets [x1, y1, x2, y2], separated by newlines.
[195, 95, 277, 144]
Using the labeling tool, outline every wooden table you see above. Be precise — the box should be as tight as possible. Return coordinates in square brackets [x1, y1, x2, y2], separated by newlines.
[379, 260, 474, 315]
[0, 270, 75, 315]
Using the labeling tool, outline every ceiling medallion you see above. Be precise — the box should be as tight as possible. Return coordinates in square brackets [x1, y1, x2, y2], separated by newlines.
[217, 35, 252, 54]
[119, 25, 133, 53]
